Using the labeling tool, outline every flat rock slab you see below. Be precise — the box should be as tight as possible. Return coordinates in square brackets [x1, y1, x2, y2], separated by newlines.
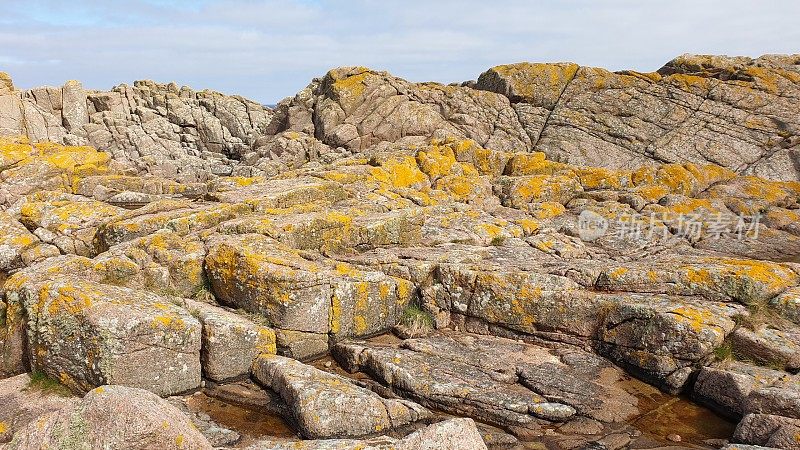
[252, 354, 429, 439]
[334, 332, 639, 434]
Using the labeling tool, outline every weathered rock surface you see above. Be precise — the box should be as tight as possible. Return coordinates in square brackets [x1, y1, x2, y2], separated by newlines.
[252, 354, 429, 439]
[7, 385, 212, 449]
[187, 299, 277, 382]
[1, 75, 274, 182]
[335, 332, 639, 434]
[476, 55, 800, 181]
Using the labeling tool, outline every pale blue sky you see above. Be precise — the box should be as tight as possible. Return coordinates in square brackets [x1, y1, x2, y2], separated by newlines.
[1, 0, 798, 103]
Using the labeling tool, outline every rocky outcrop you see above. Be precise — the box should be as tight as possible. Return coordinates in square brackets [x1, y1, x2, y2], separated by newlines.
[3, 53, 800, 186]
[6, 276, 202, 396]
[475, 55, 800, 181]
[0, 75, 274, 182]
[334, 333, 639, 433]
[1, 55, 800, 448]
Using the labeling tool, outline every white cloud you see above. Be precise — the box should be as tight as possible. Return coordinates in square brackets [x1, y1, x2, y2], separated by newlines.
[0, 0, 798, 102]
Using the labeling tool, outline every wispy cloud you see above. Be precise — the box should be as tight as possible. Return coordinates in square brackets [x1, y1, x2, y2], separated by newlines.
[1, 0, 798, 102]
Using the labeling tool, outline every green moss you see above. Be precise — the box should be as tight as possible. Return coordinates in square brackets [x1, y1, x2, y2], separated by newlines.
[26, 371, 72, 397]
[490, 235, 507, 246]
[713, 342, 733, 361]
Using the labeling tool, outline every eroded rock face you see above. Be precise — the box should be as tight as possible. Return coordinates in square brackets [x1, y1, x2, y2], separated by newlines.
[1, 75, 275, 182]
[476, 55, 800, 181]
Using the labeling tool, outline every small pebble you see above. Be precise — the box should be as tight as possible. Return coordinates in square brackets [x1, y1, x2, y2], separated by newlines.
[666, 433, 682, 442]
[324, 361, 332, 368]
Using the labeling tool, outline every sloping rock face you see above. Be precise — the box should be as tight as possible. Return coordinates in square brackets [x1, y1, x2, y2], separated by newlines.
[475, 55, 800, 181]
[1, 56, 800, 448]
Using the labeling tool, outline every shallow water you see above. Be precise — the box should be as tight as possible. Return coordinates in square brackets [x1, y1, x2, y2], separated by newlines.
[187, 345, 735, 449]
[623, 378, 735, 448]
[186, 392, 296, 447]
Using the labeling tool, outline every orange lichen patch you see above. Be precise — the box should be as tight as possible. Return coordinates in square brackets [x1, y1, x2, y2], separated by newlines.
[685, 268, 712, 284]
[416, 145, 457, 178]
[330, 68, 371, 99]
[437, 138, 509, 177]
[514, 218, 540, 236]
[433, 175, 484, 202]
[764, 208, 800, 229]
[369, 156, 428, 189]
[575, 167, 631, 190]
[665, 73, 713, 91]
[219, 176, 265, 187]
[670, 306, 713, 333]
[506, 174, 580, 206]
[738, 176, 796, 204]
[579, 67, 638, 90]
[631, 166, 657, 186]
[684, 163, 737, 189]
[255, 328, 277, 355]
[488, 62, 579, 103]
[633, 185, 670, 203]
[655, 164, 697, 196]
[664, 198, 718, 215]
[152, 314, 186, 329]
[505, 152, 570, 176]
[716, 258, 798, 289]
[609, 267, 629, 279]
[42, 284, 93, 316]
[532, 239, 554, 252]
[530, 202, 566, 220]
[742, 66, 794, 94]
[0, 136, 33, 169]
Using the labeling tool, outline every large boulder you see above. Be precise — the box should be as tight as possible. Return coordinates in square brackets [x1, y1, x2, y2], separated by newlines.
[5, 277, 201, 396]
[7, 385, 212, 449]
[0, 373, 76, 443]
